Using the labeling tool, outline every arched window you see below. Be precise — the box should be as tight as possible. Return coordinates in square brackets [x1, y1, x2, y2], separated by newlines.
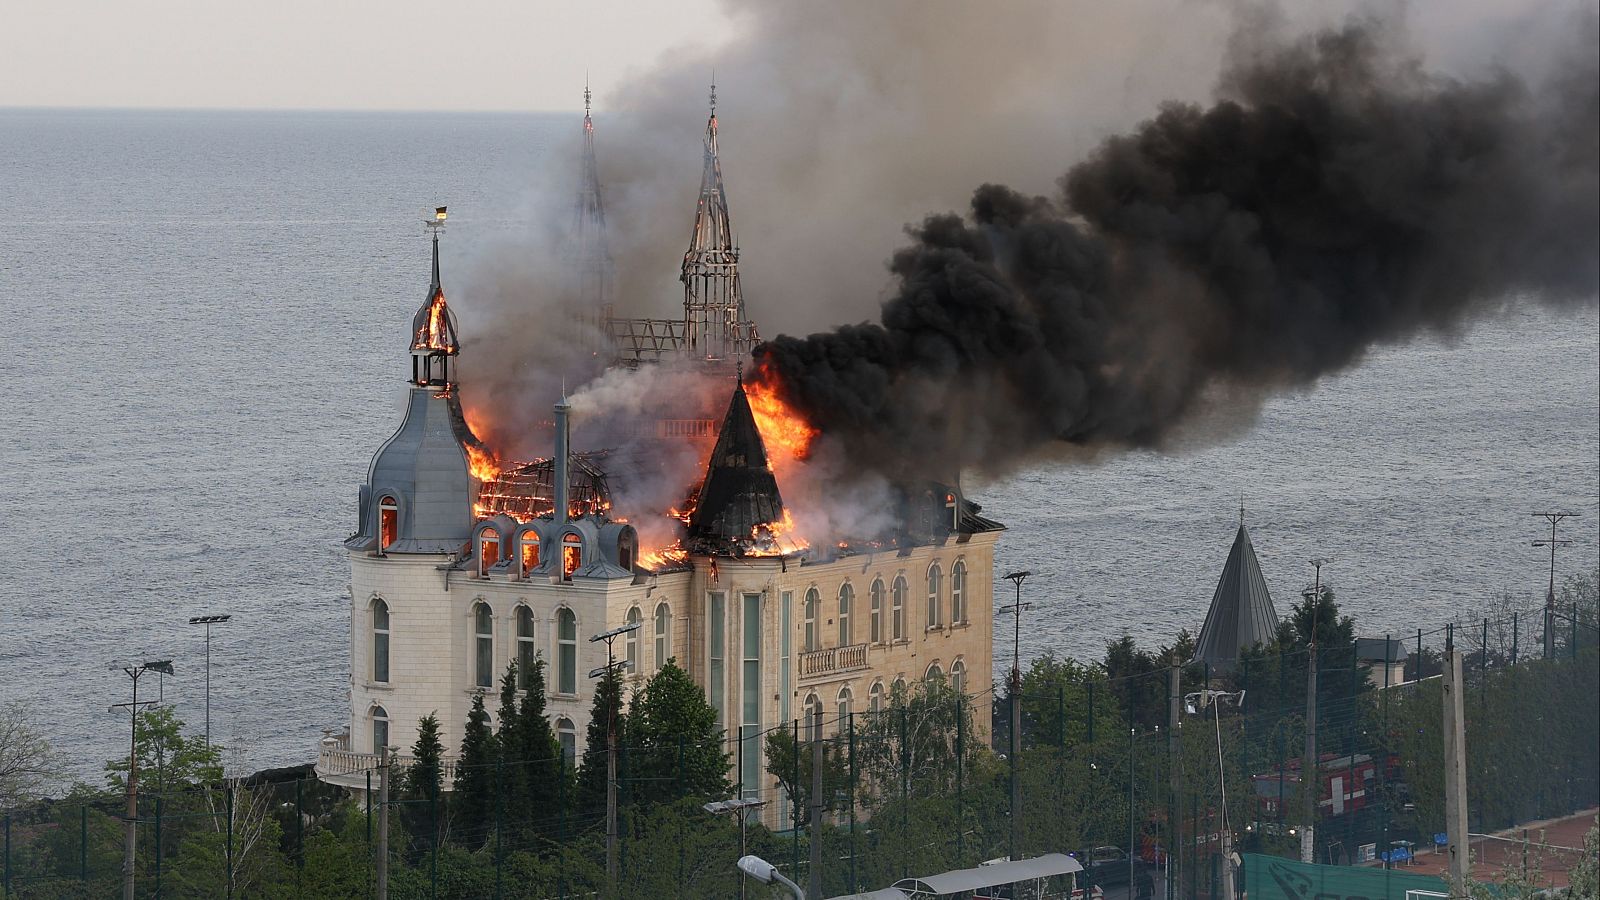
[378, 497, 398, 551]
[371, 705, 390, 755]
[562, 533, 583, 580]
[869, 578, 885, 644]
[926, 562, 943, 629]
[654, 602, 671, 672]
[869, 680, 884, 713]
[371, 599, 390, 683]
[478, 530, 501, 577]
[556, 717, 577, 768]
[473, 602, 494, 688]
[516, 606, 536, 690]
[951, 560, 967, 624]
[520, 532, 540, 577]
[951, 659, 967, 696]
[624, 607, 642, 675]
[891, 576, 908, 640]
[557, 608, 577, 694]
[925, 661, 943, 682]
[892, 676, 907, 702]
[836, 686, 853, 727]
[837, 583, 854, 646]
[803, 588, 820, 652]
[804, 693, 823, 741]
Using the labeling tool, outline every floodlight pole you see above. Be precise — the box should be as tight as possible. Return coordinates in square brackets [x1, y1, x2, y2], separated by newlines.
[1183, 690, 1244, 900]
[1000, 570, 1032, 865]
[112, 660, 171, 900]
[1532, 513, 1576, 659]
[189, 615, 231, 746]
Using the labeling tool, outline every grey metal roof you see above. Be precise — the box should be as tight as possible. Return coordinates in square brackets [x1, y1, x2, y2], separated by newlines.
[688, 381, 785, 548]
[1194, 522, 1280, 664]
[826, 890, 910, 900]
[888, 853, 1083, 896]
[1356, 637, 1409, 663]
[354, 386, 473, 554]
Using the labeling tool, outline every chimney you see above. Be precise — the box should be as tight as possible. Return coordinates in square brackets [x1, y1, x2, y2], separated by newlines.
[553, 396, 571, 526]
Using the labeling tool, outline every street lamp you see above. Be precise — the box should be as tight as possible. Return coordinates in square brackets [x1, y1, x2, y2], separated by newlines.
[188, 614, 231, 746]
[706, 797, 767, 900]
[737, 854, 805, 900]
[999, 570, 1031, 864]
[1183, 689, 1246, 900]
[590, 618, 642, 884]
[109, 659, 174, 900]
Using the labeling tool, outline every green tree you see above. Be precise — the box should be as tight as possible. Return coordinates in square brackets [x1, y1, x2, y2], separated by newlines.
[0, 701, 54, 808]
[511, 656, 564, 838]
[626, 660, 729, 808]
[401, 713, 446, 855]
[453, 691, 496, 847]
[104, 705, 222, 794]
[576, 666, 626, 824]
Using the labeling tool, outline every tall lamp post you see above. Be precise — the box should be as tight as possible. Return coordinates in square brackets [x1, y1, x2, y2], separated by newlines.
[110, 659, 174, 900]
[1185, 689, 1245, 900]
[706, 798, 767, 900]
[999, 570, 1032, 865]
[1532, 512, 1576, 659]
[590, 619, 642, 884]
[188, 615, 231, 746]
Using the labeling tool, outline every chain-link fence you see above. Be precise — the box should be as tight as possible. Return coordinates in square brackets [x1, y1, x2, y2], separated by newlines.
[4, 606, 1595, 899]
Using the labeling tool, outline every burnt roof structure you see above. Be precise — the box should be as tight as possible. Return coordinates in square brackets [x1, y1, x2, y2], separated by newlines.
[1194, 519, 1280, 665]
[688, 380, 785, 549]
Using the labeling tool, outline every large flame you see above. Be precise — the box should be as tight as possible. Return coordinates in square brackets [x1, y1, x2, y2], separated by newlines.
[413, 290, 456, 352]
[465, 444, 501, 483]
[746, 364, 817, 466]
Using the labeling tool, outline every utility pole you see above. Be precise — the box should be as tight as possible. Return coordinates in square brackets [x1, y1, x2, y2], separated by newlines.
[1168, 665, 1181, 900]
[1441, 630, 1470, 896]
[377, 744, 391, 900]
[589, 619, 641, 885]
[1000, 570, 1032, 864]
[1532, 513, 1577, 659]
[809, 709, 824, 900]
[704, 798, 766, 900]
[188, 615, 231, 747]
[111, 659, 172, 900]
[1302, 558, 1329, 864]
[1183, 690, 1246, 900]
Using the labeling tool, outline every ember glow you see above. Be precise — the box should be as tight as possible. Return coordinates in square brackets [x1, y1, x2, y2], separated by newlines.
[746, 364, 817, 465]
[748, 507, 808, 556]
[412, 290, 454, 352]
[465, 444, 501, 482]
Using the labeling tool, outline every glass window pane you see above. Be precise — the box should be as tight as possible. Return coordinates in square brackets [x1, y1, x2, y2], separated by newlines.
[374, 632, 389, 683]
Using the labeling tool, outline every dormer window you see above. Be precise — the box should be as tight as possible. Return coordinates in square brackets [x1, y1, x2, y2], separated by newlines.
[562, 534, 583, 580]
[520, 533, 540, 577]
[379, 497, 398, 551]
[478, 531, 501, 577]
[618, 532, 635, 570]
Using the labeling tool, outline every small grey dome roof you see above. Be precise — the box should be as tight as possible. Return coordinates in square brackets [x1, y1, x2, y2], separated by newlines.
[355, 386, 473, 554]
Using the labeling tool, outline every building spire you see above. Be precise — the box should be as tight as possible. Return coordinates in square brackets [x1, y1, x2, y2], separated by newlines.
[571, 82, 615, 335]
[682, 79, 752, 361]
[411, 209, 459, 387]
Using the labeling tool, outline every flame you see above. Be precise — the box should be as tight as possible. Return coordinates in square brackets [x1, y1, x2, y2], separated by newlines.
[465, 444, 501, 483]
[413, 290, 455, 352]
[746, 366, 817, 465]
[746, 508, 809, 557]
[638, 546, 689, 571]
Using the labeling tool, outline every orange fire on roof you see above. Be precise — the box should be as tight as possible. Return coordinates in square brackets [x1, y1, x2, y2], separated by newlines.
[413, 290, 455, 352]
[746, 363, 817, 466]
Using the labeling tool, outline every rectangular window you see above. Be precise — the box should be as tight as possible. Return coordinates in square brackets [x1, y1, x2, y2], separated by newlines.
[476, 634, 493, 687]
[373, 632, 389, 684]
[742, 592, 762, 799]
[709, 592, 725, 730]
[780, 591, 792, 724]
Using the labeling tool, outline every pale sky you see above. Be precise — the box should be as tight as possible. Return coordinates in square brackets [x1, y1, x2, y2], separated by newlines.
[1, 0, 735, 111]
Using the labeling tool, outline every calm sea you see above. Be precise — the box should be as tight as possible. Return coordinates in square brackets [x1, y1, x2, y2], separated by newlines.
[1, 109, 1595, 782]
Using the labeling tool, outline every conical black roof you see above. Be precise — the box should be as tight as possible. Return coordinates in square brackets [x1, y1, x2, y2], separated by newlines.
[689, 381, 784, 544]
[1194, 522, 1280, 665]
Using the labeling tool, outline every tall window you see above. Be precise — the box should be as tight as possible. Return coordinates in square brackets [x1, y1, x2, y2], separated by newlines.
[803, 588, 820, 652]
[371, 599, 390, 683]
[378, 497, 398, 551]
[869, 578, 884, 644]
[951, 561, 967, 623]
[557, 717, 576, 767]
[951, 659, 967, 696]
[925, 661, 943, 682]
[891, 576, 907, 640]
[780, 592, 792, 729]
[926, 562, 943, 629]
[624, 607, 642, 675]
[653, 602, 671, 671]
[836, 686, 853, 728]
[478, 531, 500, 577]
[709, 592, 726, 729]
[371, 706, 389, 754]
[516, 606, 536, 689]
[804, 693, 822, 741]
[520, 532, 540, 577]
[837, 583, 854, 646]
[473, 602, 494, 688]
[557, 608, 577, 694]
[741, 592, 762, 799]
[562, 534, 583, 579]
[869, 681, 884, 713]
[618, 532, 635, 570]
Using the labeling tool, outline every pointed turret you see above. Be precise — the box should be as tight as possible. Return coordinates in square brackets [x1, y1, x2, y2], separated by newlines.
[572, 82, 615, 329]
[689, 379, 785, 546]
[681, 81, 753, 361]
[1194, 516, 1281, 665]
[411, 214, 460, 387]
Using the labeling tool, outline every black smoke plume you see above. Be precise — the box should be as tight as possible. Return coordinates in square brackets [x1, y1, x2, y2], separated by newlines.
[754, 19, 1599, 485]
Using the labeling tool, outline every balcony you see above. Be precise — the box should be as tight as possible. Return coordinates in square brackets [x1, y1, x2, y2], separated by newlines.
[315, 736, 459, 791]
[800, 643, 869, 679]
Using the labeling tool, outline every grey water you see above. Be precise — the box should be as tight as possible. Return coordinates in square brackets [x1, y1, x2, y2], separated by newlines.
[1, 109, 1595, 784]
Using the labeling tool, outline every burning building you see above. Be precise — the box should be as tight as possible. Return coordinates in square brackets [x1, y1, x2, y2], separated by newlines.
[316, 90, 1004, 811]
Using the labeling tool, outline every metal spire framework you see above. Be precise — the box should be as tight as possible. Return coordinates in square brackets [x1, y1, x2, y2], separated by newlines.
[572, 81, 616, 340]
[681, 80, 757, 361]
[411, 209, 460, 387]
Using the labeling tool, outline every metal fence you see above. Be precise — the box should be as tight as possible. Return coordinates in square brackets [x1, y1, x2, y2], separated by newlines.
[3, 607, 1595, 899]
